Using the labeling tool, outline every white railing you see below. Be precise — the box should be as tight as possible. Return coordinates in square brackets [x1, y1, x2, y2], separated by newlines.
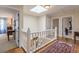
[26, 27, 57, 53]
[30, 29, 54, 39]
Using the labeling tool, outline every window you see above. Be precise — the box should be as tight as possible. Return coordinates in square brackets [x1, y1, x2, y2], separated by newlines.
[0, 18, 7, 34]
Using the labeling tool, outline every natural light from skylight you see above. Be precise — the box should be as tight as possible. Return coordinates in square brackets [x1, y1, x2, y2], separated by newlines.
[30, 5, 47, 14]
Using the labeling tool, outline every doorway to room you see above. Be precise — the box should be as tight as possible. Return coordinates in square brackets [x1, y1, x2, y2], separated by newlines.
[62, 16, 72, 39]
[0, 7, 20, 52]
[52, 18, 59, 37]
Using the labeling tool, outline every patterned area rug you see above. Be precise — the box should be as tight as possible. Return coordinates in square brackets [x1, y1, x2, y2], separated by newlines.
[40, 41, 74, 53]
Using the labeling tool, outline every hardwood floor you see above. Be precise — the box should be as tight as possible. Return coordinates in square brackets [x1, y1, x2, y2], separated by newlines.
[6, 38, 79, 53]
[6, 47, 26, 53]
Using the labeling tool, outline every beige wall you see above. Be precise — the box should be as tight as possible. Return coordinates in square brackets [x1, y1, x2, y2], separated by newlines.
[46, 16, 51, 29]
[7, 16, 13, 27]
[37, 15, 47, 31]
[23, 14, 38, 33]
[22, 15, 48, 32]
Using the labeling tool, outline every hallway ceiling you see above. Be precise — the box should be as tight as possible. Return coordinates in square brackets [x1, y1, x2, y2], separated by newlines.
[0, 5, 79, 17]
[23, 5, 79, 16]
[0, 5, 20, 17]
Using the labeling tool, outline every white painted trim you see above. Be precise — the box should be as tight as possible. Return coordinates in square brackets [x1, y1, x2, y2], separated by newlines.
[61, 15, 73, 39]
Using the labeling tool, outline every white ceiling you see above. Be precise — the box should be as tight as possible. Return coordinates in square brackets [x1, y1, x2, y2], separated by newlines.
[0, 5, 20, 17]
[23, 5, 79, 16]
[0, 5, 79, 17]
[0, 5, 22, 11]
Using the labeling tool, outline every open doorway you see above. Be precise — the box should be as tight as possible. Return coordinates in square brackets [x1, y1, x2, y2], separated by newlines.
[52, 18, 59, 37]
[0, 7, 20, 52]
[62, 16, 72, 39]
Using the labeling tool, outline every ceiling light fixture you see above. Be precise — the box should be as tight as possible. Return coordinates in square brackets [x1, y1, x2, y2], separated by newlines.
[30, 5, 47, 14]
[41, 5, 52, 9]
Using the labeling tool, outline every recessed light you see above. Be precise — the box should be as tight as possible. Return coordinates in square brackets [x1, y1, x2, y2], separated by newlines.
[30, 5, 47, 14]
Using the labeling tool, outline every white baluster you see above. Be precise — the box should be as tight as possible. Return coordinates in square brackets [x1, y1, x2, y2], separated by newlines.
[55, 27, 57, 39]
[26, 28, 31, 52]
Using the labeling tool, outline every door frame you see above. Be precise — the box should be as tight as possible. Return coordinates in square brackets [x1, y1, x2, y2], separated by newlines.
[14, 11, 20, 47]
[62, 16, 73, 38]
[52, 18, 59, 37]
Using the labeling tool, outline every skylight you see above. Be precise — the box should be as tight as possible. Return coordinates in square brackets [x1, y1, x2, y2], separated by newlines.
[30, 5, 47, 14]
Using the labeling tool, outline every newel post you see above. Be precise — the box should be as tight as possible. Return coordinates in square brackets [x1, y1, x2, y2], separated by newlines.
[55, 27, 57, 39]
[26, 28, 31, 52]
